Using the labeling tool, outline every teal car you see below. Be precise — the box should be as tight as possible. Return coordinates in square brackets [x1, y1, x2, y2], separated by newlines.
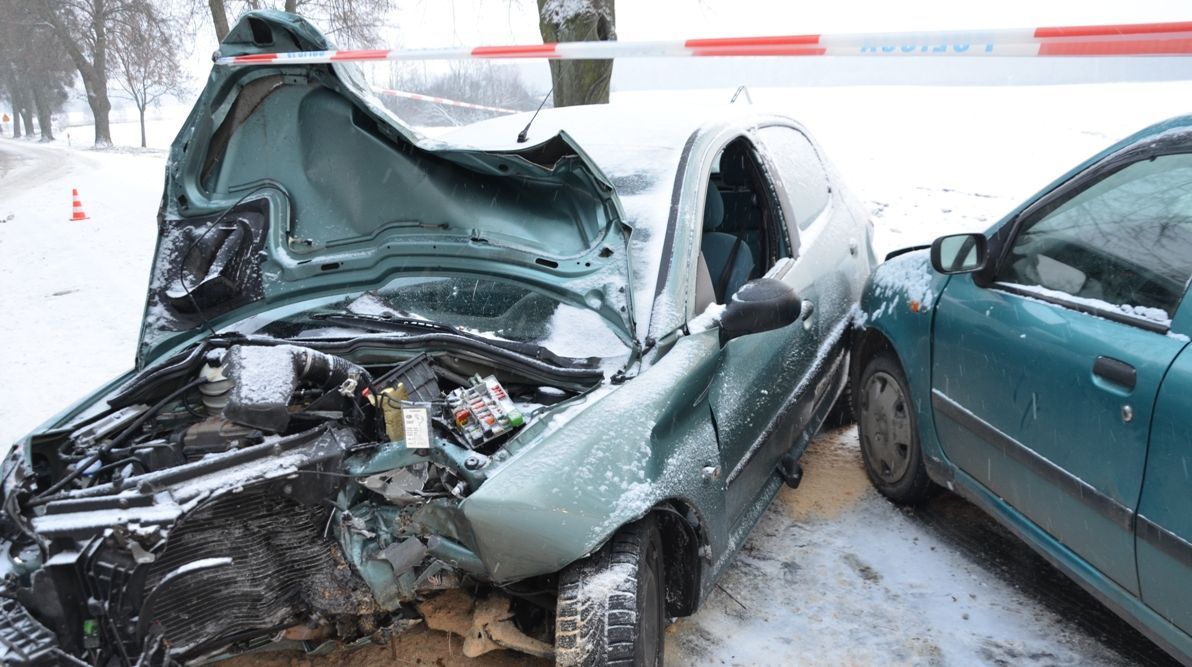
[853, 115, 1192, 663]
[0, 11, 876, 666]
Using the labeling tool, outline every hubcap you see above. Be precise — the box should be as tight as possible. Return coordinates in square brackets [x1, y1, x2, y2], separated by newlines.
[860, 371, 914, 482]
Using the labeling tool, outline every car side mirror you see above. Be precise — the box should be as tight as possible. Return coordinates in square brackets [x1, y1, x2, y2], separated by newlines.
[931, 233, 988, 275]
[720, 278, 802, 343]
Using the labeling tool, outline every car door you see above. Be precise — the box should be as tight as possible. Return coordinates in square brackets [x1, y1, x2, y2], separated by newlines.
[1137, 323, 1192, 637]
[757, 125, 867, 343]
[703, 133, 829, 523]
[930, 150, 1192, 596]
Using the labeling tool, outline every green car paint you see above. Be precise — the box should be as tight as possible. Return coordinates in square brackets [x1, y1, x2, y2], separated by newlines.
[141, 11, 636, 369]
[1138, 347, 1192, 635]
[0, 11, 877, 664]
[855, 114, 1192, 663]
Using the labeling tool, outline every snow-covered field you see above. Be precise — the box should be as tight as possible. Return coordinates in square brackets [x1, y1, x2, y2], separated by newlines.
[1, 81, 1188, 665]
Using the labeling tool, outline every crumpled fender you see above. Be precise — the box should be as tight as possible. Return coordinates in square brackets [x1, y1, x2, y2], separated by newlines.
[460, 332, 724, 584]
[856, 249, 951, 471]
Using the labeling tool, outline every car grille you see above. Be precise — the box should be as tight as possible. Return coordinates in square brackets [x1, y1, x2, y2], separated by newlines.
[0, 596, 59, 666]
[136, 487, 338, 659]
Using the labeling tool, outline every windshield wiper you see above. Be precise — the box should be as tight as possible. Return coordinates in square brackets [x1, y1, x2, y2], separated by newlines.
[308, 313, 596, 370]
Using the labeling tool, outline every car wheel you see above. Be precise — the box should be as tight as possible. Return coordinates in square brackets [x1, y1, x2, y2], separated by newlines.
[555, 515, 664, 667]
[855, 352, 936, 505]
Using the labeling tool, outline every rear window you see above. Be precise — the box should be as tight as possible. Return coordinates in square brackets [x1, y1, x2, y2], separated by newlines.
[759, 127, 831, 230]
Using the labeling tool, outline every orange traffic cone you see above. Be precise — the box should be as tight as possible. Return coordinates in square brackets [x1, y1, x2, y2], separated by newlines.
[70, 188, 89, 221]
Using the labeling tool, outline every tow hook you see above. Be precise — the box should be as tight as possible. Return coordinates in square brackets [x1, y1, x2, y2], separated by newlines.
[778, 454, 803, 489]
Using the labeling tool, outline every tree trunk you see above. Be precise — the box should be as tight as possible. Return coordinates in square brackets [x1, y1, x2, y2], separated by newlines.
[34, 1, 113, 146]
[31, 84, 55, 142]
[138, 105, 146, 147]
[284, 0, 297, 13]
[17, 79, 34, 136]
[6, 76, 32, 138]
[81, 71, 112, 145]
[536, 0, 615, 108]
[20, 108, 35, 137]
[209, 0, 230, 42]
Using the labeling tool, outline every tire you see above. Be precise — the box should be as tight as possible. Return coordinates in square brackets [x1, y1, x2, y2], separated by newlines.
[555, 516, 664, 667]
[854, 352, 936, 505]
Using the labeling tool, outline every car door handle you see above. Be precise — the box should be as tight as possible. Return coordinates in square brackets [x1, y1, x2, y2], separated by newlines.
[800, 300, 815, 321]
[1093, 356, 1136, 391]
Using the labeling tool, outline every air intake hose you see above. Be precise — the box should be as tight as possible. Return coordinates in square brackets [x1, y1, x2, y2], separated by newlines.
[222, 344, 371, 432]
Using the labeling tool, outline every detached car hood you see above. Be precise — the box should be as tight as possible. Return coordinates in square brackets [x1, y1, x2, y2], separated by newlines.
[140, 10, 635, 368]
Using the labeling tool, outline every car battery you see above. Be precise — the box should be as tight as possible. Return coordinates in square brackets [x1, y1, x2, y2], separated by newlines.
[446, 375, 525, 447]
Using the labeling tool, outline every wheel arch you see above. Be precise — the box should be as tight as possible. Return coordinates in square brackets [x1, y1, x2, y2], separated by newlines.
[651, 499, 705, 618]
[852, 318, 956, 488]
[850, 326, 901, 395]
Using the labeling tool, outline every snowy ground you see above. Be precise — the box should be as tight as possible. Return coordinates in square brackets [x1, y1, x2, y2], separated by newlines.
[663, 428, 1174, 667]
[1, 82, 1189, 665]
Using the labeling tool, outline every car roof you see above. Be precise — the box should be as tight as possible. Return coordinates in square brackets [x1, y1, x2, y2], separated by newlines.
[437, 102, 801, 154]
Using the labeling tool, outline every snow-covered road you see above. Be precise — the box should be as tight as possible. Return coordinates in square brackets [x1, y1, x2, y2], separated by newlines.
[664, 428, 1174, 666]
[1, 82, 1189, 665]
[0, 140, 160, 448]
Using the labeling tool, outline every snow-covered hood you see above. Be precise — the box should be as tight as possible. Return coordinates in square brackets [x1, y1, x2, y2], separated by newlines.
[138, 11, 635, 367]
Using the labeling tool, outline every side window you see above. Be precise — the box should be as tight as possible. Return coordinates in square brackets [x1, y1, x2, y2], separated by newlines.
[998, 152, 1192, 324]
[758, 127, 831, 231]
[698, 138, 791, 307]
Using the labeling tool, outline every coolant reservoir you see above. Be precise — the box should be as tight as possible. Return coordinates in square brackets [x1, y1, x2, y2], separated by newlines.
[199, 354, 232, 412]
[368, 384, 410, 441]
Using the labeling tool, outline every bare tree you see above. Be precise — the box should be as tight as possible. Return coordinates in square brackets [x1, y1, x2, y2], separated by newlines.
[208, 0, 231, 40]
[111, 7, 187, 147]
[0, 0, 74, 140]
[536, 0, 614, 107]
[204, 0, 392, 46]
[0, 62, 32, 138]
[32, 0, 163, 146]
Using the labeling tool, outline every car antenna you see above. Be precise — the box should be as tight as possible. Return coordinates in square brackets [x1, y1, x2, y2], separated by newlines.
[517, 86, 553, 143]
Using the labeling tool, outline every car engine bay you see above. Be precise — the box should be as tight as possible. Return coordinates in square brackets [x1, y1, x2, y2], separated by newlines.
[0, 336, 606, 665]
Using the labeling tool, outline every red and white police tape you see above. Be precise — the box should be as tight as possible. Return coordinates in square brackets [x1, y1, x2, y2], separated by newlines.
[373, 88, 517, 114]
[216, 20, 1192, 66]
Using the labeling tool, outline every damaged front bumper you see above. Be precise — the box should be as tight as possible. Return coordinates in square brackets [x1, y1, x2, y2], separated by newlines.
[0, 335, 612, 666]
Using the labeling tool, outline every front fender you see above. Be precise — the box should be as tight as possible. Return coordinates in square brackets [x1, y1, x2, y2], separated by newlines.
[857, 249, 951, 475]
[461, 332, 723, 583]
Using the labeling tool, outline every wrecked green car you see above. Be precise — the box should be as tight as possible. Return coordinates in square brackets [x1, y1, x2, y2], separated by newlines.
[0, 12, 875, 666]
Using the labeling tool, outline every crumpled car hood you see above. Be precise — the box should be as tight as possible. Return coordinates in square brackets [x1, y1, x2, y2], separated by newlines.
[139, 10, 635, 368]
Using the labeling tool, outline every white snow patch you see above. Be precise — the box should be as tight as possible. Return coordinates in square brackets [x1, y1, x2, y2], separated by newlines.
[667, 427, 1142, 667]
[539, 304, 631, 359]
[224, 345, 304, 404]
[540, 0, 605, 24]
[869, 251, 937, 320]
[1002, 282, 1173, 327]
[686, 302, 726, 334]
[31, 501, 183, 534]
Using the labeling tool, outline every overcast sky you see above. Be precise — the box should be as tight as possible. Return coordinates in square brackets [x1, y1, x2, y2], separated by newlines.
[372, 1, 1192, 89]
[179, 0, 1192, 96]
[390, 0, 1192, 45]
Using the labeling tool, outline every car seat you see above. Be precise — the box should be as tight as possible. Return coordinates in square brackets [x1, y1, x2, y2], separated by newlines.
[701, 182, 755, 305]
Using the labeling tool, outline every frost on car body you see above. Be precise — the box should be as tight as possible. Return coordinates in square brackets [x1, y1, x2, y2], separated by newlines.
[0, 11, 875, 666]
